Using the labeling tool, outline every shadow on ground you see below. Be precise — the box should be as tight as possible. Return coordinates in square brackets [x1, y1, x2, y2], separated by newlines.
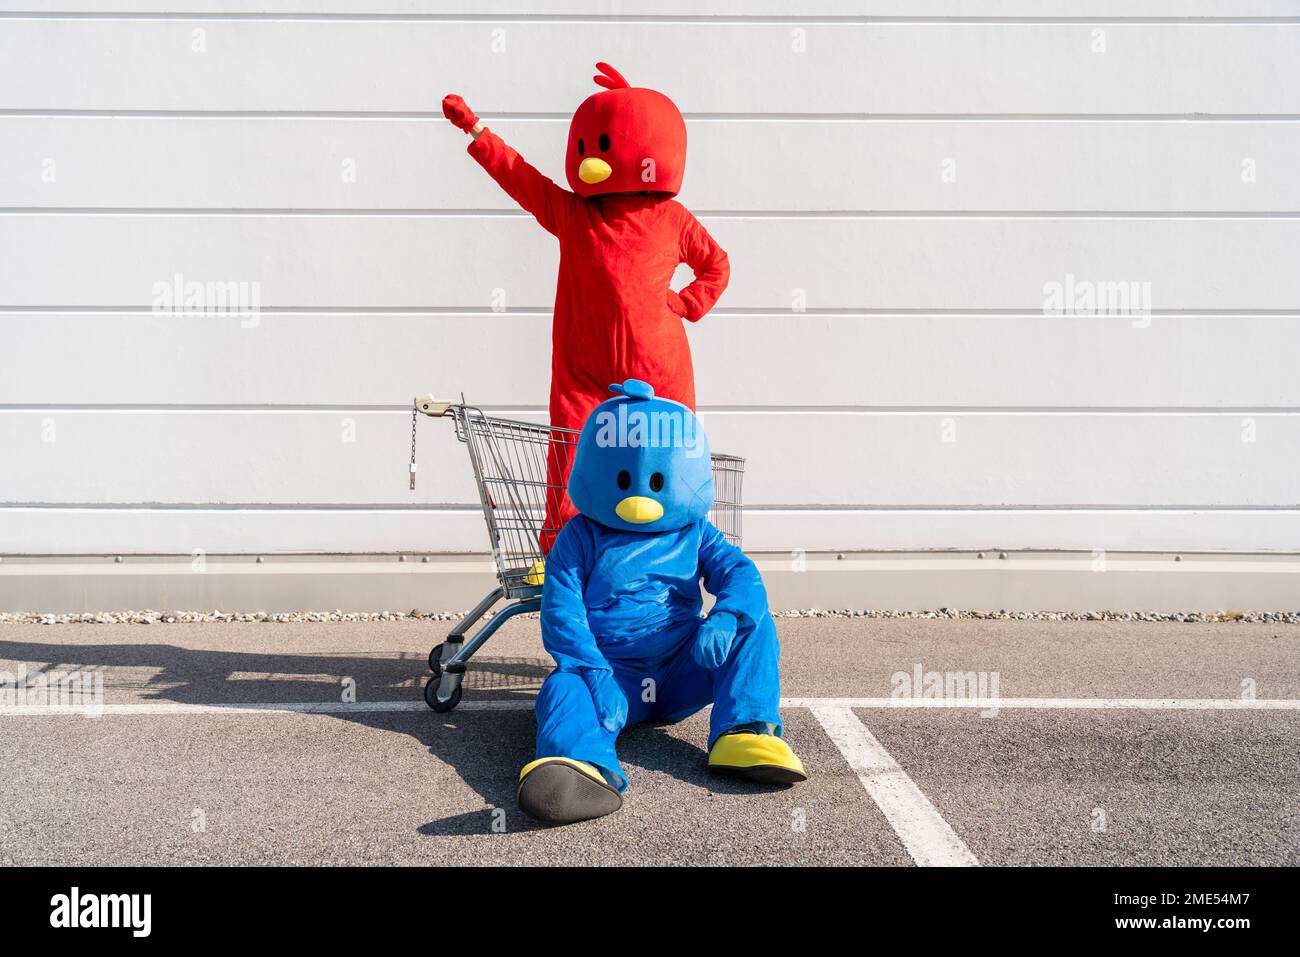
[0, 634, 765, 836]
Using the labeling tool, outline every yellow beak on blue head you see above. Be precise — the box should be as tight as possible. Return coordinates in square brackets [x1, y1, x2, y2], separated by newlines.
[614, 496, 664, 524]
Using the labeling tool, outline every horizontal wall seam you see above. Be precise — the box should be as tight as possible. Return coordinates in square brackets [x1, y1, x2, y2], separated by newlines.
[3, 13, 1299, 24]
[3, 405, 1300, 415]
[3, 307, 1299, 318]
[6, 111, 1300, 122]
[3, 504, 1298, 513]
[6, 208, 1300, 219]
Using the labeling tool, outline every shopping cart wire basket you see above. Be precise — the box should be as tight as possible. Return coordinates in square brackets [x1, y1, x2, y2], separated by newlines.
[413, 396, 744, 712]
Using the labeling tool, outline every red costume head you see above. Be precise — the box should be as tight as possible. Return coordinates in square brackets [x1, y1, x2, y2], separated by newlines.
[565, 62, 687, 199]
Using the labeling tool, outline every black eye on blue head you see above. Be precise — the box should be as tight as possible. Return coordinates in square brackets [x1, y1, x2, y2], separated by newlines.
[615, 470, 665, 492]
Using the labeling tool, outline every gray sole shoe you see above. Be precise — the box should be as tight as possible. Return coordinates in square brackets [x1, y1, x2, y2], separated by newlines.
[517, 760, 623, 825]
[709, 763, 808, 786]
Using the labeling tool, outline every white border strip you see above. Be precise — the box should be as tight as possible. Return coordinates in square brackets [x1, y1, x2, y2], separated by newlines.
[1, 696, 1297, 716]
[783, 697, 1300, 710]
[809, 704, 979, 867]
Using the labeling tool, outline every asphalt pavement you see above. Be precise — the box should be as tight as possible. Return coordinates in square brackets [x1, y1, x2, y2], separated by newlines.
[0, 616, 1295, 866]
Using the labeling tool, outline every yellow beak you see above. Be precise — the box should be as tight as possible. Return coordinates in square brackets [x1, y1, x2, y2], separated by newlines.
[615, 496, 664, 524]
[578, 157, 613, 184]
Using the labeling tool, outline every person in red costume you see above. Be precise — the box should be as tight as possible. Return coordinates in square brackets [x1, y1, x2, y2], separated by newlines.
[442, 62, 730, 556]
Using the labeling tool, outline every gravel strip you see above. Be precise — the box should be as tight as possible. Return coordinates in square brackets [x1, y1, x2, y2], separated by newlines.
[3, 608, 1298, 625]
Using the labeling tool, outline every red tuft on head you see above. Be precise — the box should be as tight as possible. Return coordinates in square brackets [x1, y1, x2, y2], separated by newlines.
[592, 61, 630, 90]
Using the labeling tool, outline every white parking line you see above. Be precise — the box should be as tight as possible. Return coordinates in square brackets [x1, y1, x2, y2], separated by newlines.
[1, 696, 1295, 716]
[0, 700, 480, 716]
[809, 704, 980, 867]
[783, 697, 1300, 710]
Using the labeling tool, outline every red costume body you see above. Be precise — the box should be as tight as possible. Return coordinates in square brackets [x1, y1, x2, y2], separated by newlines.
[467, 131, 728, 425]
[448, 64, 730, 548]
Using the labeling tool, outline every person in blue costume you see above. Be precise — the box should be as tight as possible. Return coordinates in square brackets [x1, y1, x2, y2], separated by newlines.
[516, 378, 807, 825]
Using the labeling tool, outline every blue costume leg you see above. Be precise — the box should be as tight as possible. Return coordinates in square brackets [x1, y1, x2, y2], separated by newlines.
[533, 667, 650, 792]
[708, 613, 783, 746]
[650, 614, 784, 748]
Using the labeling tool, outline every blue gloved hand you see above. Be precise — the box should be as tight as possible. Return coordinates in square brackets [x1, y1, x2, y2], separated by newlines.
[581, 667, 628, 734]
[692, 611, 739, 670]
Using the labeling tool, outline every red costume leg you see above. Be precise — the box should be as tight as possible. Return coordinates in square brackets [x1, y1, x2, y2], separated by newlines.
[540, 386, 610, 553]
[540, 427, 579, 554]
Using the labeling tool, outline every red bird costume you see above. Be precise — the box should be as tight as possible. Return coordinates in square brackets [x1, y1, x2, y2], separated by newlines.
[443, 63, 729, 551]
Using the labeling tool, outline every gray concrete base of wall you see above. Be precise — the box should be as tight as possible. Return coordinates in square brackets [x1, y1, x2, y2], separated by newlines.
[2, 551, 1298, 615]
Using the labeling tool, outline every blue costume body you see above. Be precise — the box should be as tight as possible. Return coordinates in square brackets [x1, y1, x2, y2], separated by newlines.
[531, 379, 784, 794]
[537, 514, 781, 791]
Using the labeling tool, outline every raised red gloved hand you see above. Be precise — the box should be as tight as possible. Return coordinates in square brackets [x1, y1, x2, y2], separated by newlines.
[442, 94, 479, 133]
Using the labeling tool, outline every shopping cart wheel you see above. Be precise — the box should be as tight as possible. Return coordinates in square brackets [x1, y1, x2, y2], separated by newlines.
[424, 674, 462, 713]
[428, 643, 446, 674]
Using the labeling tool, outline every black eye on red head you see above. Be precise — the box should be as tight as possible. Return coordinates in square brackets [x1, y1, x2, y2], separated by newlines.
[578, 134, 611, 157]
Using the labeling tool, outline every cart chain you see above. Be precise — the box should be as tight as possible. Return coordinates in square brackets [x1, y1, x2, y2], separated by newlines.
[409, 401, 419, 490]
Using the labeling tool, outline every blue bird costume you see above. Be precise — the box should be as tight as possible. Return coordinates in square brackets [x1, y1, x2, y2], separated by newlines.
[516, 379, 806, 825]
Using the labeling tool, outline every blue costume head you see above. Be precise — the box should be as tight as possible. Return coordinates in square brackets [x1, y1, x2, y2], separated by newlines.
[568, 379, 713, 533]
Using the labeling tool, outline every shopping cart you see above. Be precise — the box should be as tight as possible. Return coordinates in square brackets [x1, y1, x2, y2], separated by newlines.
[412, 396, 744, 712]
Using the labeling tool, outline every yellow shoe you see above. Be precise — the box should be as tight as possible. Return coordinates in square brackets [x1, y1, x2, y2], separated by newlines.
[517, 757, 622, 825]
[708, 732, 808, 785]
[523, 560, 545, 586]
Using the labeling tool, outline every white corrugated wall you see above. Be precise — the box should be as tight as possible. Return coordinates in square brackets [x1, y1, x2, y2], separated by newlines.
[2, 2, 1299, 557]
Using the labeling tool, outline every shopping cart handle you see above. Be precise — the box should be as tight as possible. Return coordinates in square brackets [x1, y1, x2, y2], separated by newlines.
[415, 394, 453, 417]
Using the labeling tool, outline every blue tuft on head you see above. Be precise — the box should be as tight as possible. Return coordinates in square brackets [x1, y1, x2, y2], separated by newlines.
[567, 380, 713, 533]
[607, 378, 656, 400]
